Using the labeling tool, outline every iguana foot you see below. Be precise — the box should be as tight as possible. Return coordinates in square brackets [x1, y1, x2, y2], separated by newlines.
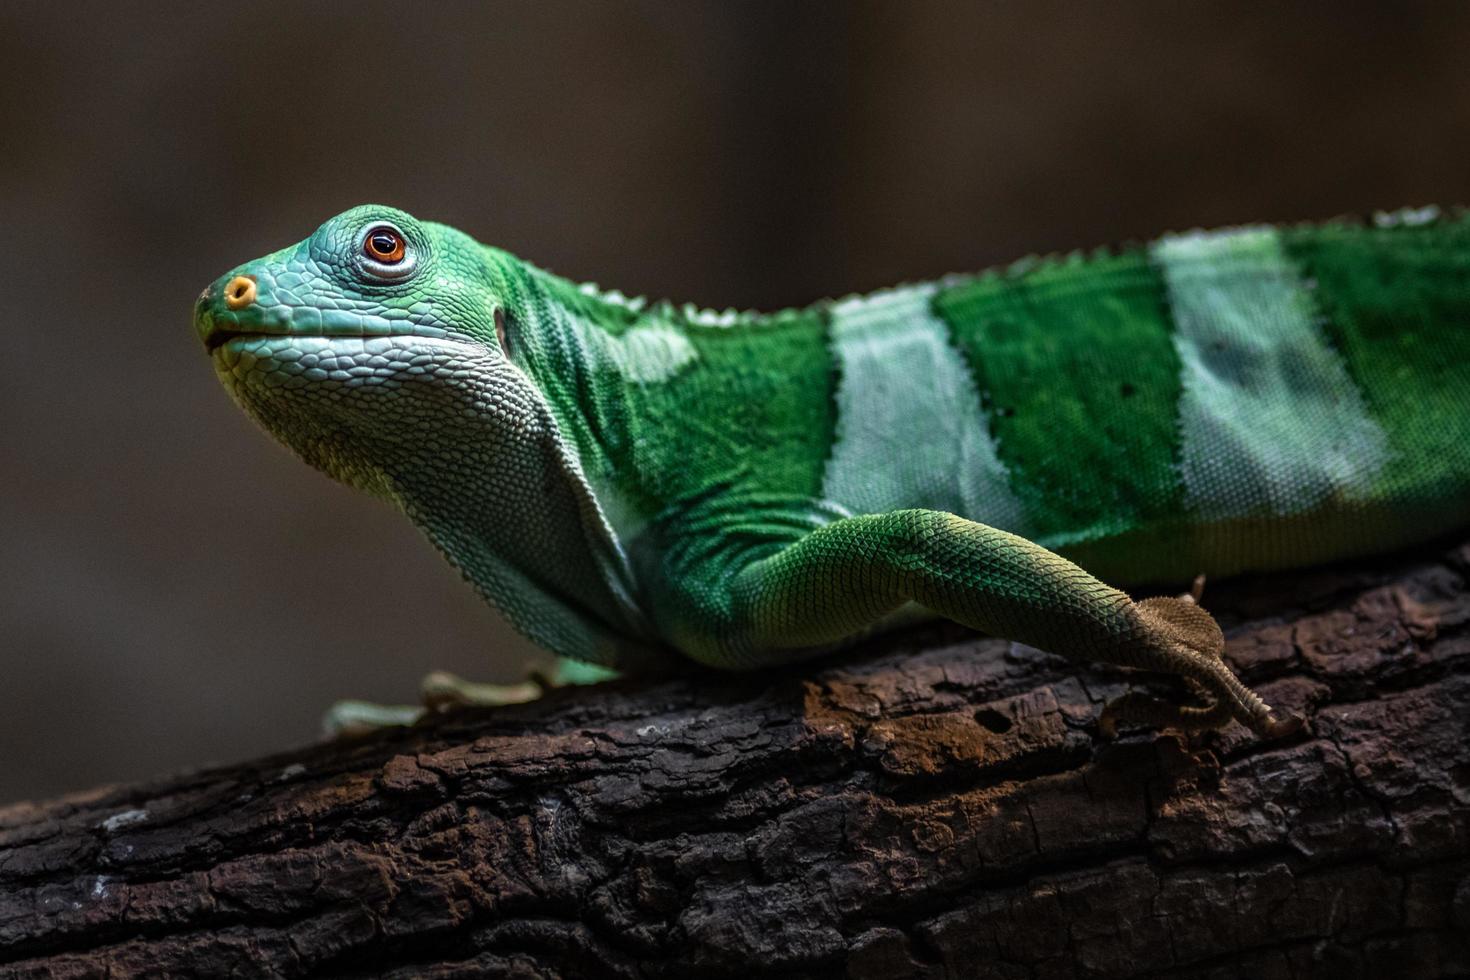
[1257, 706, 1306, 738]
[1099, 593, 1304, 740]
[321, 660, 620, 740]
[1098, 689, 1232, 738]
[321, 700, 426, 739]
[1099, 682, 1301, 740]
[419, 670, 545, 712]
[321, 672, 545, 739]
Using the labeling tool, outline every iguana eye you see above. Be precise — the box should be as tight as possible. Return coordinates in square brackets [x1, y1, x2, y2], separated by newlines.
[363, 227, 406, 264]
[357, 222, 417, 281]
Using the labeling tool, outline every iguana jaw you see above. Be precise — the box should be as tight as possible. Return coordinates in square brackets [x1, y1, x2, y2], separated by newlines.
[204, 329, 444, 353]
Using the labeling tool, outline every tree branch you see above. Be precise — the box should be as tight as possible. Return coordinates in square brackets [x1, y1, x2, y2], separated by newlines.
[3, 539, 1469, 978]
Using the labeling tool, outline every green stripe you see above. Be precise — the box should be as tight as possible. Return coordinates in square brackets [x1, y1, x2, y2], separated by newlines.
[821, 285, 1026, 529]
[1282, 217, 1470, 508]
[936, 250, 1184, 543]
[615, 306, 838, 512]
[1153, 226, 1389, 520]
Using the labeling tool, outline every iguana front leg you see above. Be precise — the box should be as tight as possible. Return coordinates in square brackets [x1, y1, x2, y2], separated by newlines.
[662, 508, 1300, 738]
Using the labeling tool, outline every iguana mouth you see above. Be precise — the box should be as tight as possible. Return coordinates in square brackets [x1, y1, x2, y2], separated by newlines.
[204, 330, 372, 352]
[204, 329, 471, 354]
[204, 329, 283, 352]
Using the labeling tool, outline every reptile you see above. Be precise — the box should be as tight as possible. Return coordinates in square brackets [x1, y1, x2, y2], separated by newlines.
[193, 203, 1470, 739]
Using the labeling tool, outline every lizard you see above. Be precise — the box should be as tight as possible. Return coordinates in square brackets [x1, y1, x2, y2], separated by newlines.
[193, 203, 1470, 740]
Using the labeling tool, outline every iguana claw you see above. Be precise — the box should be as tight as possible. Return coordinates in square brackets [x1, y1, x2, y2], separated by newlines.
[1261, 707, 1305, 739]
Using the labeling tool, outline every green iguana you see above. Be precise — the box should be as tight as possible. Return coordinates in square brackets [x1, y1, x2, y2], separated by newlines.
[194, 204, 1470, 739]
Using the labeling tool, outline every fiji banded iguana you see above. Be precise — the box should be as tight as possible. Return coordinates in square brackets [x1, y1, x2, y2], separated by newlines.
[194, 204, 1470, 739]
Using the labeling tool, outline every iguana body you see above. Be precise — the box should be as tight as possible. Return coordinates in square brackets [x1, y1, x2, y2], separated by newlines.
[195, 205, 1470, 737]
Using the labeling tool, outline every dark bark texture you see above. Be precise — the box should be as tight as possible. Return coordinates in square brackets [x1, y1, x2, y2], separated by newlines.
[3, 540, 1470, 980]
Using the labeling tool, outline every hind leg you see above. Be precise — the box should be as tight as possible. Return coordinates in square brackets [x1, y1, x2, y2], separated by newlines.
[664, 509, 1300, 738]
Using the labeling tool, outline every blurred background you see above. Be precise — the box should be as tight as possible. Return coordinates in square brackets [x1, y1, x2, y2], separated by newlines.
[3, 1, 1469, 803]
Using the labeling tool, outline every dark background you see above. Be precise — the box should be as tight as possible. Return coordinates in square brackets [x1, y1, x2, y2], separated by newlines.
[3, 1, 1468, 804]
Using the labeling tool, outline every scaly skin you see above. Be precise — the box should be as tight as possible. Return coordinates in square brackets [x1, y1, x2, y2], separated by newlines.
[195, 204, 1470, 737]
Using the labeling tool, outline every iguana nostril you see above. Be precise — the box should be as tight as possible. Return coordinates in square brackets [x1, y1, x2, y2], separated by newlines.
[224, 275, 257, 310]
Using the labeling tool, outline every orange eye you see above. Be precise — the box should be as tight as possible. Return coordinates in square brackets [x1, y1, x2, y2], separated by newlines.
[363, 227, 406, 264]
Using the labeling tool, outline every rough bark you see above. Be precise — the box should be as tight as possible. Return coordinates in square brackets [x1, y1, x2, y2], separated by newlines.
[3, 540, 1469, 980]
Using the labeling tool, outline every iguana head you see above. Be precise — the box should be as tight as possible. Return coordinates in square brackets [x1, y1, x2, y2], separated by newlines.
[195, 205, 650, 655]
[194, 204, 525, 494]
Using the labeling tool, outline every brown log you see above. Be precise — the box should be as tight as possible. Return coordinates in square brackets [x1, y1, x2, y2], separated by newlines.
[3, 539, 1469, 979]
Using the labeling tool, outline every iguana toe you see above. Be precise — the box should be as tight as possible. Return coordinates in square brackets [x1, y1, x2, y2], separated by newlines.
[1260, 706, 1306, 739]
